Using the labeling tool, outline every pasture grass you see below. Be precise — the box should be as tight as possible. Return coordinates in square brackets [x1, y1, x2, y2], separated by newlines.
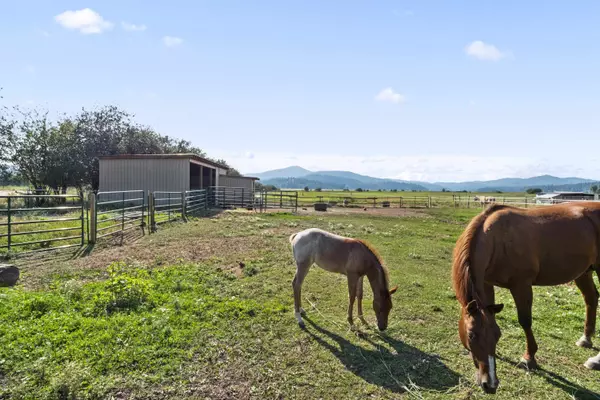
[1, 208, 600, 399]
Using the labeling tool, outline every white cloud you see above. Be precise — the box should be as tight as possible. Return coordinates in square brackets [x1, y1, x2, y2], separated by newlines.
[375, 87, 405, 104]
[162, 36, 183, 47]
[121, 22, 147, 32]
[206, 150, 600, 182]
[55, 8, 114, 34]
[465, 40, 508, 61]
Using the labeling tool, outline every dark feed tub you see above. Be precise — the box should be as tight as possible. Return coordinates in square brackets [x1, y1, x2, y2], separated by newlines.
[314, 203, 328, 212]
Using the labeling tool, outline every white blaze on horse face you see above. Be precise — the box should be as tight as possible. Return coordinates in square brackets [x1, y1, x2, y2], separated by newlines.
[488, 356, 497, 388]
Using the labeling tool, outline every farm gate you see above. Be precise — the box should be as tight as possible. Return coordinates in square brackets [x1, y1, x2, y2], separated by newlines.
[0, 194, 85, 257]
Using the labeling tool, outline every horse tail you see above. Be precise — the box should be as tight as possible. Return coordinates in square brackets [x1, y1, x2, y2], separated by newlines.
[452, 204, 508, 306]
[289, 232, 298, 244]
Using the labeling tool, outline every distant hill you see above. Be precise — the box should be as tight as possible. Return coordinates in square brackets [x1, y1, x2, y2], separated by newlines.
[436, 175, 595, 192]
[252, 167, 599, 193]
[249, 166, 312, 180]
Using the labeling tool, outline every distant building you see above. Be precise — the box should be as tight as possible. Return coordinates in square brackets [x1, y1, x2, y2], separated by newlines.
[535, 191, 595, 204]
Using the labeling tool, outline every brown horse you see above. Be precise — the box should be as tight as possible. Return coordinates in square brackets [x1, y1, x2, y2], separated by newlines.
[452, 202, 600, 394]
[289, 228, 398, 331]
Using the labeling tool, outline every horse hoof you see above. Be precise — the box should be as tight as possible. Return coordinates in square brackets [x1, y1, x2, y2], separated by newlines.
[584, 355, 600, 370]
[577, 336, 593, 348]
[518, 357, 538, 370]
[298, 320, 306, 329]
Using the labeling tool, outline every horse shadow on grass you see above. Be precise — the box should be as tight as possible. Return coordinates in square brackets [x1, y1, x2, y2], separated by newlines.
[497, 355, 600, 400]
[303, 316, 460, 394]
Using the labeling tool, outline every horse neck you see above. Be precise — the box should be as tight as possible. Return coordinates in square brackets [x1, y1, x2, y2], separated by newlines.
[466, 263, 488, 307]
[365, 263, 387, 299]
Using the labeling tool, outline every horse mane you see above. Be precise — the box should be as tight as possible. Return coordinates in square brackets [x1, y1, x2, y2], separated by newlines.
[357, 239, 390, 290]
[452, 204, 511, 307]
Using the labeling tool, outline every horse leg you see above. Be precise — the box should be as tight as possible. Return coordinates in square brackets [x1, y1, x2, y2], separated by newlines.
[511, 283, 539, 369]
[347, 273, 359, 328]
[357, 276, 367, 325]
[292, 261, 311, 328]
[575, 271, 598, 348]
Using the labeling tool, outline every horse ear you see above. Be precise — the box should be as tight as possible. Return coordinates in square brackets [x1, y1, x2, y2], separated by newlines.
[488, 303, 504, 314]
[389, 285, 398, 295]
[466, 300, 479, 315]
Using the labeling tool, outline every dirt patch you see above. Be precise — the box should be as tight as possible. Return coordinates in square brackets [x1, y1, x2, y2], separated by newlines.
[70, 235, 267, 271]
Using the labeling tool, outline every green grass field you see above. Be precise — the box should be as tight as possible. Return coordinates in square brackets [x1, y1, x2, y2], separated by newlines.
[1, 208, 599, 399]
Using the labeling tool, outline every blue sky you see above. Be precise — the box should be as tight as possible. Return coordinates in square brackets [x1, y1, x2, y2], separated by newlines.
[2, 1, 600, 181]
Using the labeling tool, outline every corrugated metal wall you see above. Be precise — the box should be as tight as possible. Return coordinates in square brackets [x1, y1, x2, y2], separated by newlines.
[218, 175, 255, 191]
[99, 158, 190, 194]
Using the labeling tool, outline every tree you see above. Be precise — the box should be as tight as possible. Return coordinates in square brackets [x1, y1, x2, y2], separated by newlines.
[315, 187, 322, 192]
[356, 188, 363, 192]
[303, 186, 309, 192]
[255, 182, 278, 191]
[526, 188, 543, 195]
[1, 100, 241, 192]
[591, 185, 599, 194]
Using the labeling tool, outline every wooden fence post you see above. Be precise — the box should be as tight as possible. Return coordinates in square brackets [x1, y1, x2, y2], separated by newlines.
[428, 196, 431, 208]
[88, 192, 97, 244]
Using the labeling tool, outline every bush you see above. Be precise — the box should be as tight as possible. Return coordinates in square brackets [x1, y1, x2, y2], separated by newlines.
[92, 262, 151, 315]
[526, 188, 543, 194]
[356, 188, 363, 192]
[315, 187, 322, 192]
[303, 186, 309, 192]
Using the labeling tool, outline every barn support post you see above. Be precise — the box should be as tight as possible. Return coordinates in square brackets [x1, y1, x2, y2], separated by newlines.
[88, 193, 97, 244]
[181, 192, 187, 221]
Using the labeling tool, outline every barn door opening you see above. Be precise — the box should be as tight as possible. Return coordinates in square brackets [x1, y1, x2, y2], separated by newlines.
[190, 163, 201, 190]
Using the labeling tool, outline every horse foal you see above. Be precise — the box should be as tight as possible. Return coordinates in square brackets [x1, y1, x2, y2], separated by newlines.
[289, 228, 397, 331]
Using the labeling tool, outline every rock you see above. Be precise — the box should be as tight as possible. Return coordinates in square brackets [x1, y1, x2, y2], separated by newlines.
[0, 264, 20, 287]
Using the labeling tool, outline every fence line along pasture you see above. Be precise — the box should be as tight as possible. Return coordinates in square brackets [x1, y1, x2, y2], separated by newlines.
[2, 187, 598, 260]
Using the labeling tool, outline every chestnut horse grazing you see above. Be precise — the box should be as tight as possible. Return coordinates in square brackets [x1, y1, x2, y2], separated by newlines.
[289, 228, 398, 331]
[452, 202, 600, 394]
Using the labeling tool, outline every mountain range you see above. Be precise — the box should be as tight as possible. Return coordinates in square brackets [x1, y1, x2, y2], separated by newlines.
[250, 166, 600, 193]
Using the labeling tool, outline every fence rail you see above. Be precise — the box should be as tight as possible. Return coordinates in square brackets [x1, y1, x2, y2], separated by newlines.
[0, 194, 85, 256]
[185, 189, 208, 216]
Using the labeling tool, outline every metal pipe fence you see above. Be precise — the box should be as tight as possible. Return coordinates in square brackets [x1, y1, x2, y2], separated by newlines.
[0, 194, 85, 257]
[93, 190, 146, 243]
[153, 191, 184, 226]
[209, 186, 255, 209]
[185, 189, 208, 216]
[255, 190, 299, 212]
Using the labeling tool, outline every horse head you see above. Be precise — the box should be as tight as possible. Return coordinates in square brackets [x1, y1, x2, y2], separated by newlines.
[458, 300, 504, 394]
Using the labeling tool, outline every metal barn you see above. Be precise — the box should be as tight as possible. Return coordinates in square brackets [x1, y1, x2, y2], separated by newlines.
[98, 154, 257, 194]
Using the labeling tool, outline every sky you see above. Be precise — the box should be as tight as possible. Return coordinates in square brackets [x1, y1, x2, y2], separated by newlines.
[1, 1, 600, 182]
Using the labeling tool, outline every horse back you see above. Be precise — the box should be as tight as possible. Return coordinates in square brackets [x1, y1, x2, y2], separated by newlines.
[484, 203, 600, 285]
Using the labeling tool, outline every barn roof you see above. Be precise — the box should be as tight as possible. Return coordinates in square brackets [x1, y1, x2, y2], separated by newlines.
[98, 153, 228, 169]
[536, 191, 593, 199]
